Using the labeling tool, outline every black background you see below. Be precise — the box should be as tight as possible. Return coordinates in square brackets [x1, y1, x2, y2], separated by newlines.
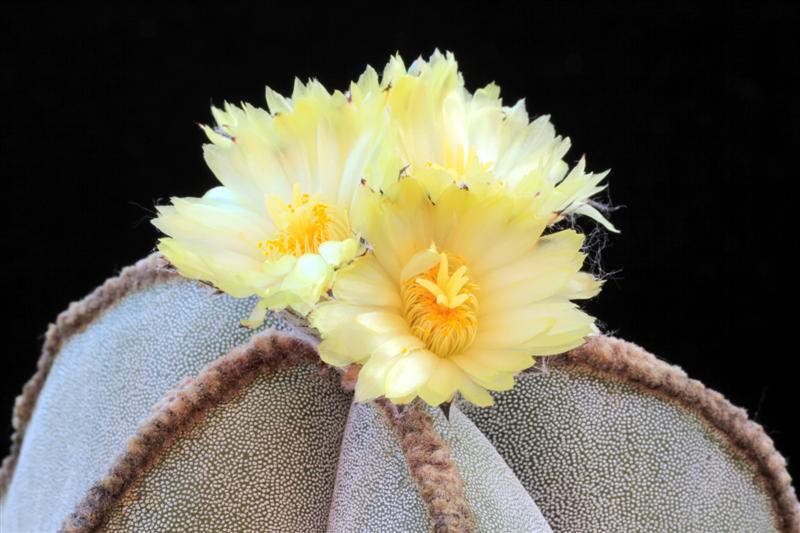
[2, 3, 798, 482]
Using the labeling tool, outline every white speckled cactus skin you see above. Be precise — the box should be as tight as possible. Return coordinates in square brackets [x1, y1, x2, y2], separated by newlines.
[0, 279, 290, 531]
[0, 261, 794, 532]
[460, 369, 779, 532]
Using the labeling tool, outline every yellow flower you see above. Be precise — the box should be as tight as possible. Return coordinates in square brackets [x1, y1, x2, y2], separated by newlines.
[373, 50, 616, 230]
[153, 51, 613, 403]
[311, 179, 601, 407]
[153, 74, 399, 325]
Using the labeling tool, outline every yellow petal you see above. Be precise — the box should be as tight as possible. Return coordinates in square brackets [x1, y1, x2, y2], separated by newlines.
[384, 350, 438, 399]
[356, 311, 409, 334]
[355, 353, 396, 402]
[333, 254, 401, 309]
[460, 347, 536, 373]
[400, 245, 441, 282]
[318, 238, 359, 267]
[458, 377, 494, 407]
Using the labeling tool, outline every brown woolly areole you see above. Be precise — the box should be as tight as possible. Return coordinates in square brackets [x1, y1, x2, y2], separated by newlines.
[0, 254, 178, 495]
[376, 399, 476, 533]
[59, 332, 325, 533]
[547, 335, 800, 533]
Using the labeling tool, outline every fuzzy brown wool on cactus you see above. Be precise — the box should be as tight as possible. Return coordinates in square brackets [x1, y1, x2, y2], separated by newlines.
[0, 255, 797, 532]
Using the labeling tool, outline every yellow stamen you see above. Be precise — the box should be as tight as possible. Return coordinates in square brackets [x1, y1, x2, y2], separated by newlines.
[402, 252, 479, 357]
[259, 184, 349, 258]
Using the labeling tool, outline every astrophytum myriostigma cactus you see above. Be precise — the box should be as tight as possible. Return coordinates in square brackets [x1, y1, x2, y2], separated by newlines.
[1, 255, 797, 532]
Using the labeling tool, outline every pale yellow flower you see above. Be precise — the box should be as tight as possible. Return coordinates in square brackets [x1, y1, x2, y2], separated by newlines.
[311, 179, 601, 406]
[153, 74, 399, 325]
[368, 50, 616, 230]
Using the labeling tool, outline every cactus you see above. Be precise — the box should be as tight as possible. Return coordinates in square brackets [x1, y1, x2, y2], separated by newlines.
[1, 256, 797, 532]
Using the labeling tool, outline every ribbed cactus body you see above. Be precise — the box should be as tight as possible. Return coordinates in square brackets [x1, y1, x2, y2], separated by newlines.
[0, 256, 795, 532]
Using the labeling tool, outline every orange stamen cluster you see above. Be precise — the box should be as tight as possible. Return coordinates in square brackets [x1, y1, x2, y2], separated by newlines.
[402, 253, 479, 357]
[258, 186, 349, 258]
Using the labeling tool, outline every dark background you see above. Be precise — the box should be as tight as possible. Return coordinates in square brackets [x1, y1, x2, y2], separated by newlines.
[2, 3, 797, 482]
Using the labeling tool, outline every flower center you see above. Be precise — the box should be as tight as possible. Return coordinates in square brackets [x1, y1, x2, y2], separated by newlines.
[258, 185, 349, 258]
[401, 252, 479, 357]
